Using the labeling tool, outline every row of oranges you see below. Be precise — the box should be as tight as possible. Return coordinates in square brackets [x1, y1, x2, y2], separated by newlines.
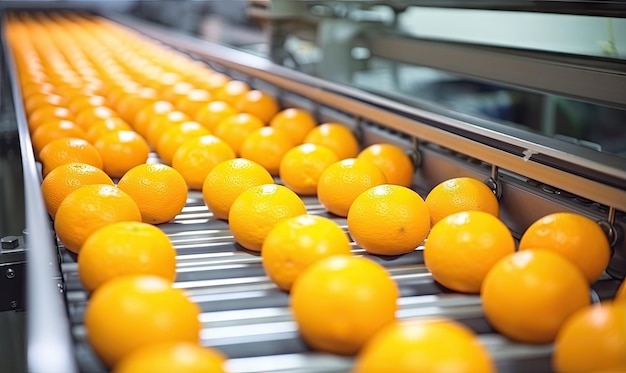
[8, 11, 626, 373]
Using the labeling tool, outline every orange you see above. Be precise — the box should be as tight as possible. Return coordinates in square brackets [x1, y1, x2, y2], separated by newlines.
[213, 113, 265, 155]
[194, 72, 230, 94]
[270, 108, 317, 145]
[114, 342, 226, 373]
[194, 100, 238, 132]
[235, 89, 280, 123]
[74, 105, 116, 131]
[202, 158, 274, 220]
[279, 143, 338, 196]
[228, 184, 306, 251]
[212, 80, 250, 106]
[290, 255, 398, 355]
[317, 158, 387, 217]
[117, 164, 188, 224]
[78, 221, 177, 292]
[303, 123, 359, 160]
[27, 104, 72, 131]
[116, 94, 158, 125]
[552, 302, 626, 373]
[356, 143, 414, 187]
[424, 177, 499, 226]
[424, 211, 515, 293]
[240, 126, 294, 176]
[145, 110, 190, 148]
[94, 130, 150, 179]
[262, 214, 352, 291]
[481, 250, 590, 343]
[175, 88, 212, 118]
[353, 318, 495, 373]
[84, 275, 200, 367]
[67, 94, 106, 113]
[85, 117, 132, 143]
[156, 121, 210, 165]
[40, 162, 114, 218]
[133, 100, 174, 136]
[161, 81, 193, 104]
[39, 137, 103, 177]
[54, 184, 142, 254]
[31, 119, 87, 156]
[24, 92, 63, 114]
[171, 135, 236, 190]
[347, 184, 430, 256]
[519, 212, 611, 283]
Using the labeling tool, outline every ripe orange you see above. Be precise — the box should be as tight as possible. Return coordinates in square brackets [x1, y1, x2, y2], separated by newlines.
[67, 94, 106, 113]
[356, 143, 414, 187]
[213, 113, 265, 155]
[40, 162, 114, 218]
[317, 158, 387, 217]
[262, 214, 352, 291]
[347, 184, 430, 256]
[424, 211, 515, 293]
[78, 221, 177, 292]
[156, 121, 210, 165]
[31, 119, 87, 156]
[115, 88, 158, 124]
[235, 89, 280, 123]
[175, 88, 212, 118]
[117, 164, 188, 224]
[114, 342, 226, 373]
[240, 126, 294, 176]
[27, 104, 72, 131]
[24, 92, 63, 115]
[54, 184, 142, 253]
[279, 143, 338, 196]
[84, 275, 200, 367]
[290, 255, 399, 355]
[171, 135, 236, 190]
[552, 302, 626, 373]
[518, 212, 611, 283]
[202, 158, 274, 220]
[194, 71, 230, 94]
[93, 129, 150, 179]
[161, 81, 193, 104]
[194, 100, 238, 132]
[481, 250, 590, 343]
[353, 318, 495, 373]
[424, 177, 499, 226]
[228, 184, 306, 251]
[39, 137, 103, 177]
[133, 100, 174, 136]
[145, 110, 190, 149]
[211, 80, 250, 106]
[74, 105, 116, 131]
[303, 123, 359, 160]
[85, 117, 132, 143]
[269, 108, 317, 145]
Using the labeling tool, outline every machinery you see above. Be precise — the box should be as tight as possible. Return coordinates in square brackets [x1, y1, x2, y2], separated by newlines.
[0, 1, 625, 372]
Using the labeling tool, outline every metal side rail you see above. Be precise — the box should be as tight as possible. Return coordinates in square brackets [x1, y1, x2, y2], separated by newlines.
[59, 187, 621, 373]
[1, 14, 78, 373]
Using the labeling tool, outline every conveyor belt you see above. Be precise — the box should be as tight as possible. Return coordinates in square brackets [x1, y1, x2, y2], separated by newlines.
[56, 157, 621, 373]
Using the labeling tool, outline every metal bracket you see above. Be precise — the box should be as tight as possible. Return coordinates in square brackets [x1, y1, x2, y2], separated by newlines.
[0, 236, 25, 312]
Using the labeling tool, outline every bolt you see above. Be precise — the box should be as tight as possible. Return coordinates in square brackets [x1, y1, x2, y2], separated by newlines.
[5, 268, 15, 279]
[9, 301, 17, 309]
[1, 236, 19, 250]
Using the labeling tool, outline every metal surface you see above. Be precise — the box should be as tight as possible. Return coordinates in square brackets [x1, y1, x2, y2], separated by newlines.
[1, 16, 78, 373]
[60, 189, 621, 373]
[363, 32, 626, 110]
